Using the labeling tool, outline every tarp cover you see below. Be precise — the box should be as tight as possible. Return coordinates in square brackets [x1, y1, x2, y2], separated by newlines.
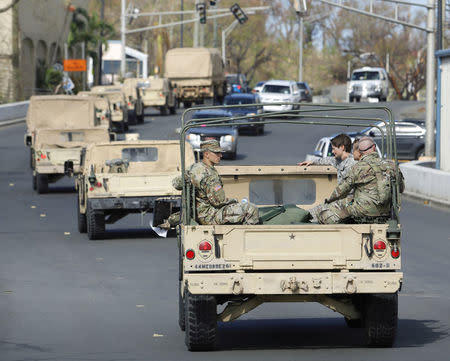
[164, 48, 224, 80]
[35, 128, 110, 148]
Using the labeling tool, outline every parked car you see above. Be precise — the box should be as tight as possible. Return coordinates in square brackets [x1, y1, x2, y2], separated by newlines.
[223, 93, 264, 135]
[186, 109, 238, 159]
[348, 66, 389, 102]
[225, 73, 249, 94]
[296, 81, 313, 102]
[252, 81, 266, 93]
[259, 80, 301, 112]
[356, 121, 425, 160]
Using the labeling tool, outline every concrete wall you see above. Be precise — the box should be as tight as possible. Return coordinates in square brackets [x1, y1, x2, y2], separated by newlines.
[0, 0, 89, 103]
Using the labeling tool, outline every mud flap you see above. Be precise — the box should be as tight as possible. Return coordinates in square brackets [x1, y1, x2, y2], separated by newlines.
[153, 200, 172, 227]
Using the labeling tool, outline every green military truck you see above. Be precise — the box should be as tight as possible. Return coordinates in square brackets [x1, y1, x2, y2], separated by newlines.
[164, 47, 226, 107]
[137, 76, 177, 115]
[76, 139, 195, 240]
[177, 104, 403, 351]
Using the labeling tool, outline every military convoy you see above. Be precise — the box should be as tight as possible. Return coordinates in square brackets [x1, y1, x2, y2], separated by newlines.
[122, 78, 145, 124]
[90, 86, 130, 132]
[76, 138, 195, 240]
[177, 105, 403, 351]
[137, 76, 177, 115]
[164, 47, 226, 107]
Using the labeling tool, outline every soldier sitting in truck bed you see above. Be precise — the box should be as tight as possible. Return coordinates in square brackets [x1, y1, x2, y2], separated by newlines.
[316, 137, 404, 224]
[170, 140, 259, 226]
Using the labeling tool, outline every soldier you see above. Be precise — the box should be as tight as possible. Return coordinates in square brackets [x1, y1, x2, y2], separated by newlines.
[315, 136, 404, 224]
[298, 134, 356, 184]
[162, 140, 259, 227]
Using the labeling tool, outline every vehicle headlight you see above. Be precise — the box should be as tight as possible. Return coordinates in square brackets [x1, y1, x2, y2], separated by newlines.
[223, 135, 234, 142]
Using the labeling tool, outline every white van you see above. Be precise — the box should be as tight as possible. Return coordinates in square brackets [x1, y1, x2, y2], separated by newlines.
[348, 67, 389, 102]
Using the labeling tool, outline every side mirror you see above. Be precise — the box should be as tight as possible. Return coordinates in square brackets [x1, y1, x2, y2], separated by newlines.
[110, 132, 117, 141]
[64, 160, 74, 176]
[25, 135, 32, 146]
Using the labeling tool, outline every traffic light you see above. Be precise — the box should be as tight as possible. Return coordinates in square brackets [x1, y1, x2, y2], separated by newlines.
[230, 3, 248, 24]
[196, 2, 207, 24]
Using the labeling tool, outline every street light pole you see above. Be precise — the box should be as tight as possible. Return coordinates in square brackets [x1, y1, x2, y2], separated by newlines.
[222, 19, 239, 66]
[120, 0, 126, 78]
[298, 15, 303, 82]
[425, 0, 436, 157]
[97, 0, 105, 85]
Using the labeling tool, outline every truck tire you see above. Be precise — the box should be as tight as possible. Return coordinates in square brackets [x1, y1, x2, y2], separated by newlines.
[160, 104, 168, 116]
[169, 100, 177, 115]
[87, 206, 105, 240]
[364, 293, 398, 347]
[128, 109, 137, 125]
[184, 101, 192, 109]
[184, 291, 217, 351]
[32, 174, 37, 190]
[179, 284, 186, 331]
[36, 173, 48, 194]
[77, 196, 87, 233]
[345, 317, 362, 328]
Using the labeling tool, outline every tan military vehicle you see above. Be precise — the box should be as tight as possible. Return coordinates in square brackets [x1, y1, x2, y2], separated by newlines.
[122, 78, 145, 124]
[177, 105, 403, 351]
[76, 139, 195, 240]
[26, 95, 111, 168]
[88, 86, 129, 132]
[33, 127, 111, 193]
[164, 47, 226, 107]
[137, 76, 177, 115]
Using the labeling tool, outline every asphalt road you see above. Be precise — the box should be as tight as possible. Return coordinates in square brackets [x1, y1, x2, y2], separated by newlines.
[1, 102, 449, 361]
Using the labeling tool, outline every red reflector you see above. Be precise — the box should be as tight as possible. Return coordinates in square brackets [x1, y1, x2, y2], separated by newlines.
[128, 102, 131, 106]
[89, 186, 94, 191]
[96, 182, 102, 187]
[41, 154, 46, 159]
[186, 249, 195, 260]
[391, 248, 400, 258]
[199, 241, 212, 251]
[237, 85, 241, 89]
[374, 241, 386, 250]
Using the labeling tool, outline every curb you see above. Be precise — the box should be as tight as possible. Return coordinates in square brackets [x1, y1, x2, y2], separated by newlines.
[0, 118, 26, 128]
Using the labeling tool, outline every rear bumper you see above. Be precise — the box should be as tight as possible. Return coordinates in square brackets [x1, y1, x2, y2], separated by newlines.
[263, 104, 294, 112]
[88, 196, 180, 211]
[185, 271, 403, 295]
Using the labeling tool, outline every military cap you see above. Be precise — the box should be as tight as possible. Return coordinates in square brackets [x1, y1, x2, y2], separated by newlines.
[201, 139, 222, 153]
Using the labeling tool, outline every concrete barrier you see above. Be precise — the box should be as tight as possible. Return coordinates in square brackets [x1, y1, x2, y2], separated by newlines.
[0, 101, 29, 126]
[400, 160, 450, 207]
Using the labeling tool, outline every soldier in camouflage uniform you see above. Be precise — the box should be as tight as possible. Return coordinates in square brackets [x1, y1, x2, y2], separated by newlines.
[298, 134, 356, 184]
[165, 140, 259, 227]
[316, 137, 404, 224]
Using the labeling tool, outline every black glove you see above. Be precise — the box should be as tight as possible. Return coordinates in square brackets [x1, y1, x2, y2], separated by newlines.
[324, 198, 330, 204]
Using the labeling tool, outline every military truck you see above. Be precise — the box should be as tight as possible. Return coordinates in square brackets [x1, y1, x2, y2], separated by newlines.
[88, 86, 130, 132]
[76, 139, 195, 240]
[137, 76, 177, 115]
[122, 78, 145, 124]
[32, 127, 111, 193]
[177, 104, 403, 351]
[164, 47, 226, 107]
[25, 95, 111, 169]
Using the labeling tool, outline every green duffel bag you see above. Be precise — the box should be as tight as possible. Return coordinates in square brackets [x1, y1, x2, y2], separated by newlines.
[258, 204, 312, 225]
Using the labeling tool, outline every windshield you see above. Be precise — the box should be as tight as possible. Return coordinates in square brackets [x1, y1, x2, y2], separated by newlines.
[224, 97, 256, 105]
[262, 85, 291, 94]
[122, 147, 158, 162]
[351, 71, 380, 81]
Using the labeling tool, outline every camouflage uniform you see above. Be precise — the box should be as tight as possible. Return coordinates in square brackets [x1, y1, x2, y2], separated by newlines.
[312, 154, 356, 184]
[317, 152, 404, 224]
[308, 155, 356, 221]
[188, 162, 259, 225]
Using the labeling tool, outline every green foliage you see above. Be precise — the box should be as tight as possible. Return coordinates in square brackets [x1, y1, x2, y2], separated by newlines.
[44, 68, 63, 90]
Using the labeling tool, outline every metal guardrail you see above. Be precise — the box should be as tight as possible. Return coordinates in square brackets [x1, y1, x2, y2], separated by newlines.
[0, 101, 29, 127]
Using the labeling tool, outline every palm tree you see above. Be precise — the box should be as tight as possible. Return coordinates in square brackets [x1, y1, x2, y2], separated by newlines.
[68, 8, 115, 86]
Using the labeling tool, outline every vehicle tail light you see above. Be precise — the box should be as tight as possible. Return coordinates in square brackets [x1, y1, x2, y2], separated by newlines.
[40, 153, 47, 159]
[237, 85, 242, 90]
[374, 241, 386, 250]
[96, 182, 102, 188]
[391, 246, 400, 258]
[159, 92, 164, 97]
[89, 186, 94, 191]
[186, 249, 195, 260]
[199, 241, 212, 251]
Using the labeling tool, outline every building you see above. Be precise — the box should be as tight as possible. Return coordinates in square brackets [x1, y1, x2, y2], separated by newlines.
[0, 0, 88, 103]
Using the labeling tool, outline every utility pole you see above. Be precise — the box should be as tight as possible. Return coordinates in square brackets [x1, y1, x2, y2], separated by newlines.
[298, 16, 303, 82]
[425, 0, 436, 157]
[120, 0, 126, 77]
[180, 0, 184, 47]
[97, 0, 105, 85]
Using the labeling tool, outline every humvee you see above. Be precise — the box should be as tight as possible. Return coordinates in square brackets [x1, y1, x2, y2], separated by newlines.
[122, 78, 145, 124]
[137, 77, 177, 115]
[177, 103, 403, 351]
[76, 139, 195, 240]
[86, 87, 129, 132]
[26, 95, 112, 171]
[32, 127, 111, 193]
